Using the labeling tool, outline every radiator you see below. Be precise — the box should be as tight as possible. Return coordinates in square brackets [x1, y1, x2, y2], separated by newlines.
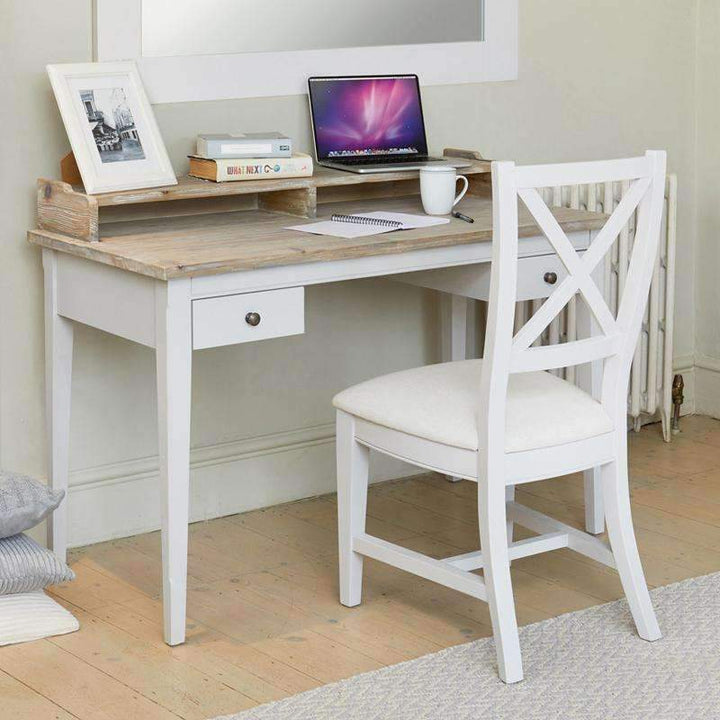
[522, 175, 677, 441]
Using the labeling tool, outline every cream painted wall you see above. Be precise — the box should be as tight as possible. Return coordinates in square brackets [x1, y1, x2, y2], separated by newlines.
[0, 0, 699, 546]
[694, 0, 720, 417]
[1, 1, 93, 543]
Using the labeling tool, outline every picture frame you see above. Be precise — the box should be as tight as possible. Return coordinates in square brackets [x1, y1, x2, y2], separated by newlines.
[46, 61, 176, 194]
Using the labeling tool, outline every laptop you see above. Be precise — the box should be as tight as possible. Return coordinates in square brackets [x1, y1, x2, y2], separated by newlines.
[308, 74, 471, 174]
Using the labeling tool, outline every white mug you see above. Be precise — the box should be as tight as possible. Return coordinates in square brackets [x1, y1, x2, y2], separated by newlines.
[420, 166, 469, 216]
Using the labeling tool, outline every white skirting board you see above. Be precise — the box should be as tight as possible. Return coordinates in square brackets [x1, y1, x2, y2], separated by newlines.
[67, 422, 416, 548]
[694, 355, 720, 418]
[0, 592, 79, 646]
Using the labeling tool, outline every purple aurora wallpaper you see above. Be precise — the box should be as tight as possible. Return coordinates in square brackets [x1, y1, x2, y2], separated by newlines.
[310, 76, 427, 158]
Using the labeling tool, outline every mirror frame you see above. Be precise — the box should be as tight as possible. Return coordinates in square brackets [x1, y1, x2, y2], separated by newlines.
[95, 0, 517, 104]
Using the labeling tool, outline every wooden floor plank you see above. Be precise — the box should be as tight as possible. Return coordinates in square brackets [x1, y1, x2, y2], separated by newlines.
[247, 629, 383, 684]
[0, 669, 79, 720]
[48, 607, 255, 720]
[121, 594, 322, 697]
[83, 601, 296, 705]
[282, 495, 420, 544]
[0, 640, 180, 720]
[48, 560, 150, 611]
[229, 508, 340, 559]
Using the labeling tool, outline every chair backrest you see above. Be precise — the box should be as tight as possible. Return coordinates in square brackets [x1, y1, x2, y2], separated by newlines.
[479, 151, 667, 456]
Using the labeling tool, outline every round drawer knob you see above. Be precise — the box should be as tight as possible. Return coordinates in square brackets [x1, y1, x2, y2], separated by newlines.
[245, 312, 261, 327]
[543, 271, 558, 285]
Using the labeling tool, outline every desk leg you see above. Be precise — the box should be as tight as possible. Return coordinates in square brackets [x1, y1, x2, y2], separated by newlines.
[155, 279, 193, 646]
[441, 293, 468, 483]
[441, 293, 468, 364]
[43, 249, 73, 561]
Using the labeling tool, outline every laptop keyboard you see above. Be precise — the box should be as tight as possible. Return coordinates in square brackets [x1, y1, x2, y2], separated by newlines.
[330, 155, 445, 166]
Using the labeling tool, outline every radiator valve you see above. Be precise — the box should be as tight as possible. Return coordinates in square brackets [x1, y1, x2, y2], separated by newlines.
[671, 374, 684, 434]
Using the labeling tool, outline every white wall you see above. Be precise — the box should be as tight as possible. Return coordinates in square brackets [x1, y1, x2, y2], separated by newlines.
[694, 0, 720, 417]
[0, 1, 93, 543]
[0, 0, 699, 546]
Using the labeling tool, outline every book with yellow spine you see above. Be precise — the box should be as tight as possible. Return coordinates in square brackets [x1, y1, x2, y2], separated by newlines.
[188, 153, 313, 182]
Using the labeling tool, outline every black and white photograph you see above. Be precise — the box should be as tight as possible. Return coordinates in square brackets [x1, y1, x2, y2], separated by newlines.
[80, 87, 145, 163]
[47, 61, 176, 193]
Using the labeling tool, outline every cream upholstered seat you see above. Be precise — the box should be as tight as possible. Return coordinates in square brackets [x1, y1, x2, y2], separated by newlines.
[333, 360, 613, 454]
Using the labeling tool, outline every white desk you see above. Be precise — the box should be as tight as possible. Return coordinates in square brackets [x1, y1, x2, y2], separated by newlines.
[29, 187, 605, 646]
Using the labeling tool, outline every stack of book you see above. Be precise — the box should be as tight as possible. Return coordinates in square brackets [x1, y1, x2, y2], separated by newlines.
[188, 132, 313, 182]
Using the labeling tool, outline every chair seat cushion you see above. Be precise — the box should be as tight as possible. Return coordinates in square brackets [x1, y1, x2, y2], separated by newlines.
[333, 360, 614, 453]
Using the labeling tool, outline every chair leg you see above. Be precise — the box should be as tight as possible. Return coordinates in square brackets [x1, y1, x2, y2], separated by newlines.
[602, 456, 661, 641]
[479, 479, 523, 683]
[336, 411, 370, 608]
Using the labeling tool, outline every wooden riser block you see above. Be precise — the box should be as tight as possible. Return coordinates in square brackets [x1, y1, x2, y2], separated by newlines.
[468, 174, 492, 197]
[258, 187, 317, 218]
[317, 179, 420, 206]
[37, 180, 99, 243]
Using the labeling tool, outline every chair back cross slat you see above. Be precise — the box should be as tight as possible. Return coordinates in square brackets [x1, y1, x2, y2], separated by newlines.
[512, 175, 651, 361]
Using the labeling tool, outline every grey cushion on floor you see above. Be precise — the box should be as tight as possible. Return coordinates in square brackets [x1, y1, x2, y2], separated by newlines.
[0, 470, 64, 539]
[0, 533, 74, 594]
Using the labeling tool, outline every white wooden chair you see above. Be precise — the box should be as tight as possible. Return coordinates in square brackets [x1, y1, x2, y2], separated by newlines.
[333, 151, 667, 683]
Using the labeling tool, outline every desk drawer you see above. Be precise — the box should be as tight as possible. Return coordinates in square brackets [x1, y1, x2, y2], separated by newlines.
[514, 254, 574, 301]
[391, 251, 580, 301]
[474, 253, 577, 301]
[192, 287, 304, 349]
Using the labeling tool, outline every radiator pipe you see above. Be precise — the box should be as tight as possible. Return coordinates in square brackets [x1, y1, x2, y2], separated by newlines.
[671, 374, 684, 434]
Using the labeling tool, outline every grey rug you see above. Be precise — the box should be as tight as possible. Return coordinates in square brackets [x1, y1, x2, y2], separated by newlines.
[217, 573, 720, 720]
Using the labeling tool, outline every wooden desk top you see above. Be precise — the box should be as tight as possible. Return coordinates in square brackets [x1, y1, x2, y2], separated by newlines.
[28, 193, 606, 281]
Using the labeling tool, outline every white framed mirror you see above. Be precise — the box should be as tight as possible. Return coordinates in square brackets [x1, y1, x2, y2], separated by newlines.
[141, 0, 484, 57]
[96, 0, 517, 104]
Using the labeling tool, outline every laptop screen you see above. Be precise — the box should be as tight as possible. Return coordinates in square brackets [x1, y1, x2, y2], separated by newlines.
[309, 75, 428, 160]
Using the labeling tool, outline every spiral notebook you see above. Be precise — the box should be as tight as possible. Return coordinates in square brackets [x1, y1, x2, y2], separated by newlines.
[286, 211, 450, 239]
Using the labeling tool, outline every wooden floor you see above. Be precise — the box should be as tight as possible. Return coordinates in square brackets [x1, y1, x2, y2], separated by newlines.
[3, 416, 720, 720]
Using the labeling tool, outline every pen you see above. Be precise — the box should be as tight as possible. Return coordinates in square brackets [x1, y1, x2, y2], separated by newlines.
[452, 211, 474, 224]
